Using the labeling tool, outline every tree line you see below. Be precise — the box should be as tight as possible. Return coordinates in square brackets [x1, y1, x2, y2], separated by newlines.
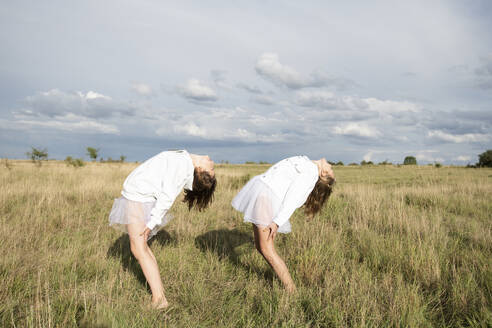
[14, 147, 492, 168]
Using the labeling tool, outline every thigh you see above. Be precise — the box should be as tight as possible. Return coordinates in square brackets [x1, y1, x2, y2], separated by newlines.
[253, 194, 274, 227]
[126, 202, 147, 245]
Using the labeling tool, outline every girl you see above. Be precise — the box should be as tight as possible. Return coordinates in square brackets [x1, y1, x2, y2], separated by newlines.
[232, 156, 335, 292]
[109, 150, 216, 309]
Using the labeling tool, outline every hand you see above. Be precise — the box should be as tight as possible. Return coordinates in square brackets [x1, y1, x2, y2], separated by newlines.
[264, 222, 278, 241]
[140, 227, 151, 241]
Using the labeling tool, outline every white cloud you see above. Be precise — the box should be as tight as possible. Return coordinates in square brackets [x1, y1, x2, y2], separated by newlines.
[365, 98, 420, 113]
[17, 89, 134, 118]
[131, 83, 152, 96]
[15, 118, 119, 134]
[427, 130, 491, 143]
[172, 122, 207, 137]
[179, 79, 218, 102]
[255, 53, 327, 89]
[333, 122, 381, 138]
[295, 90, 368, 110]
[455, 155, 471, 161]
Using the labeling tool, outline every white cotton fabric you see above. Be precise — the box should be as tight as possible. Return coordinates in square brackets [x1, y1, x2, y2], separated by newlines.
[108, 196, 172, 240]
[109, 150, 194, 233]
[232, 155, 319, 233]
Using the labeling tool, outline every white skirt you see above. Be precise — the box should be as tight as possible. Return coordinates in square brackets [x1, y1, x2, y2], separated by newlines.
[108, 196, 173, 240]
[231, 176, 291, 233]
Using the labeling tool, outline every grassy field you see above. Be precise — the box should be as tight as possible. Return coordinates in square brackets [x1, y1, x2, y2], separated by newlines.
[0, 160, 491, 327]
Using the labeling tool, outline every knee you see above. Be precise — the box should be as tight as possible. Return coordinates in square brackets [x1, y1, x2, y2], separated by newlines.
[130, 239, 147, 259]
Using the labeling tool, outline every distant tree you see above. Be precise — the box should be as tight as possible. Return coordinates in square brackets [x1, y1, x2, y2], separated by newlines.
[477, 150, 492, 167]
[119, 155, 126, 163]
[403, 156, 417, 165]
[335, 161, 344, 166]
[360, 160, 374, 166]
[378, 160, 391, 165]
[259, 161, 269, 164]
[245, 161, 256, 164]
[348, 162, 359, 166]
[86, 147, 99, 161]
[328, 160, 336, 165]
[434, 162, 442, 168]
[26, 147, 48, 163]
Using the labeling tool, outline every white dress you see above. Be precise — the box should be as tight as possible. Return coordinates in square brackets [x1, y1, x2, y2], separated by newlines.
[108, 150, 194, 240]
[232, 156, 318, 233]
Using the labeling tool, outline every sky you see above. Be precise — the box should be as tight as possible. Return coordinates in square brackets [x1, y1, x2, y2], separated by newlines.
[1, 0, 491, 164]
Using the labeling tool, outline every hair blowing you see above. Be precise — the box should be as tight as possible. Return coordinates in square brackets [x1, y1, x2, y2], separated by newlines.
[304, 176, 335, 218]
[183, 169, 217, 211]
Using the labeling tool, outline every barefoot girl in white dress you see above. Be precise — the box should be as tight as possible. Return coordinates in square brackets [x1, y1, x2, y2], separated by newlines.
[109, 150, 216, 309]
[232, 156, 335, 292]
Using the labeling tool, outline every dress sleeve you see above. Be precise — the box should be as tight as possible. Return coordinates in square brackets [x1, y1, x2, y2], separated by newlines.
[272, 168, 318, 228]
[146, 158, 185, 230]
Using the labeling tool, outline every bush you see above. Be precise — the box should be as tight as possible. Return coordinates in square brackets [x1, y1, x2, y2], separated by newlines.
[348, 162, 359, 166]
[434, 162, 442, 168]
[335, 161, 344, 166]
[477, 150, 492, 167]
[403, 156, 417, 165]
[65, 156, 85, 167]
[360, 160, 374, 166]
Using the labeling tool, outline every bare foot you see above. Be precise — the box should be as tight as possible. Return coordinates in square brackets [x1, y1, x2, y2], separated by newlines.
[151, 297, 169, 310]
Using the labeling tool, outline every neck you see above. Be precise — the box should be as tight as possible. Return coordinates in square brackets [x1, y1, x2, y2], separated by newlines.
[312, 160, 322, 177]
[189, 153, 201, 168]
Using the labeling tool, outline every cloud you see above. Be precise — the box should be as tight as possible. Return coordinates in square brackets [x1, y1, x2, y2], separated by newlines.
[178, 79, 218, 102]
[237, 83, 264, 94]
[13, 117, 119, 134]
[455, 155, 471, 161]
[475, 53, 492, 89]
[252, 95, 276, 105]
[15, 89, 135, 119]
[427, 130, 491, 143]
[255, 53, 357, 90]
[295, 90, 368, 110]
[333, 122, 381, 138]
[131, 83, 152, 96]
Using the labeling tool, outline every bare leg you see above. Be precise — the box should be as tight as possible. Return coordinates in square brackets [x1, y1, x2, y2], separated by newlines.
[127, 221, 168, 309]
[253, 224, 296, 293]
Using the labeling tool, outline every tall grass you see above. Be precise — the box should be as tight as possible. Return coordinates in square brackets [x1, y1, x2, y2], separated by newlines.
[0, 161, 490, 327]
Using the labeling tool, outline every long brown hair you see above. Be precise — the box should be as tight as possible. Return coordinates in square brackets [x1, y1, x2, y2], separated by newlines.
[183, 168, 217, 211]
[304, 176, 335, 218]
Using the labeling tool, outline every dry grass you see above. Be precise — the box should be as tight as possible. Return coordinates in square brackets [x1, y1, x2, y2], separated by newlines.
[0, 161, 491, 327]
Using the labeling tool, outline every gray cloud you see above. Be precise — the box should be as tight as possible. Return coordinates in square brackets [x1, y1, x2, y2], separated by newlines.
[236, 83, 264, 94]
[14, 89, 136, 119]
[255, 53, 355, 90]
[475, 53, 492, 89]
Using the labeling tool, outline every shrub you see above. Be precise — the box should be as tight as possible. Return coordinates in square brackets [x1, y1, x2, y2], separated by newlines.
[348, 162, 359, 166]
[65, 156, 85, 167]
[335, 161, 344, 166]
[361, 160, 374, 166]
[403, 156, 417, 165]
[477, 150, 492, 167]
[434, 162, 442, 168]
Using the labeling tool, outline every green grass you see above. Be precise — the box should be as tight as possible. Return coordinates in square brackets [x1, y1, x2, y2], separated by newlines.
[0, 162, 491, 327]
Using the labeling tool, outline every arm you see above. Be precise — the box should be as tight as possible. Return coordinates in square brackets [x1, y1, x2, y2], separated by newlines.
[272, 170, 318, 228]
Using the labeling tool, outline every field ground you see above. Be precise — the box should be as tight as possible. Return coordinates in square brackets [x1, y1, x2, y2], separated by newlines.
[0, 161, 491, 327]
